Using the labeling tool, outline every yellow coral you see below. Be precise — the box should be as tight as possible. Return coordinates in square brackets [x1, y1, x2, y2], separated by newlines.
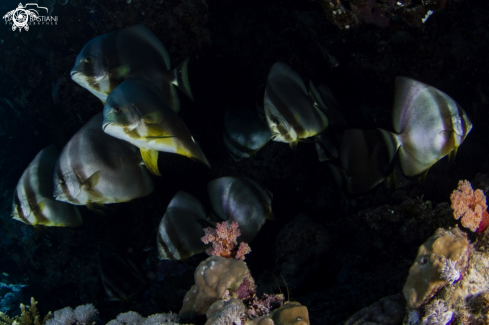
[0, 298, 52, 325]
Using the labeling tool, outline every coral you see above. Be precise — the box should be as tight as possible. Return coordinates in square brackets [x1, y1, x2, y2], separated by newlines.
[402, 228, 470, 309]
[205, 298, 246, 325]
[179, 256, 250, 320]
[45, 304, 98, 325]
[202, 222, 251, 260]
[0, 297, 52, 325]
[450, 180, 489, 233]
[244, 294, 285, 320]
[246, 302, 310, 325]
[343, 294, 406, 325]
[421, 300, 453, 325]
[106, 311, 181, 325]
[440, 259, 461, 284]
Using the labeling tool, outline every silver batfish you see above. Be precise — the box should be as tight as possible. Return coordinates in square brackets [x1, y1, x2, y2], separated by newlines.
[12, 145, 82, 227]
[102, 79, 209, 176]
[223, 106, 271, 161]
[208, 176, 274, 243]
[70, 24, 192, 112]
[264, 62, 329, 148]
[53, 113, 154, 210]
[157, 191, 212, 260]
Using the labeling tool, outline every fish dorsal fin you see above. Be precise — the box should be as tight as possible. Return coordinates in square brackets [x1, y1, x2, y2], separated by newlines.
[309, 80, 328, 113]
[143, 111, 164, 124]
[140, 148, 161, 176]
[109, 65, 131, 79]
[173, 58, 194, 101]
[266, 211, 276, 221]
[82, 171, 101, 190]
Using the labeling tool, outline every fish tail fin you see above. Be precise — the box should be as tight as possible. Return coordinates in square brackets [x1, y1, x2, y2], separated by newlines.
[173, 58, 194, 101]
[140, 148, 161, 176]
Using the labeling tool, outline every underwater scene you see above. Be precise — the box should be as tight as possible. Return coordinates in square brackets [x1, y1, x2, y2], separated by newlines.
[1, 0, 489, 324]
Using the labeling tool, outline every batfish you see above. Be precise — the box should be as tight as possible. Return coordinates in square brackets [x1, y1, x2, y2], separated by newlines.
[102, 79, 209, 176]
[70, 24, 192, 112]
[208, 176, 274, 243]
[12, 145, 82, 227]
[53, 113, 154, 210]
[264, 62, 329, 148]
[223, 106, 271, 161]
[157, 191, 212, 260]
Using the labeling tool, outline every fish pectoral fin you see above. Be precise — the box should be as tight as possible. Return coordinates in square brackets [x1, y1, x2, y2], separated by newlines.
[298, 138, 315, 143]
[143, 111, 164, 124]
[29, 200, 45, 215]
[109, 65, 130, 79]
[82, 171, 101, 190]
[448, 147, 458, 164]
[86, 202, 106, 215]
[140, 148, 161, 176]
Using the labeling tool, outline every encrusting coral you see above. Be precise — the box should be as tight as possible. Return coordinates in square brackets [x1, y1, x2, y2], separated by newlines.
[402, 227, 470, 309]
[201, 221, 251, 260]
[450, 180, 489, 233]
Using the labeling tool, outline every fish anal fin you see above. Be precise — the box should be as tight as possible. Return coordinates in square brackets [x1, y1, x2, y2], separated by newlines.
[417, 169, 430, 185]
[82, 171, 101, 190]
[141, 148, 161, 176]
[143, 111, 164, 124]
[109, 65, 131, 79]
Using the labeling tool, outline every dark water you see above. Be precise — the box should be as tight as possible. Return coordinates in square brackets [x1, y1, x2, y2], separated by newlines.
[1, 0, 488, 324]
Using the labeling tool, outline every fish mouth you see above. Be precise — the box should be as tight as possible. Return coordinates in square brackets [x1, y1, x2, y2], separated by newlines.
[102, 123, 110, 131]
[70, 70, 78, 77]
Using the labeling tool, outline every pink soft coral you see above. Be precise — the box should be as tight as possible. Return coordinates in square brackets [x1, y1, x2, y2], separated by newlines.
[201, 221, 251, 260]
[450, 180, 489, 233]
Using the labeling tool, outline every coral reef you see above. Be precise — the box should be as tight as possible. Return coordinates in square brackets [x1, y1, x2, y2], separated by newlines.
[450, 180, 489, 233]
[45, 304, 98, 325]
[202, 221, 251, 261]
[205, 298, 246, 325]
[246, 302, 310, 325]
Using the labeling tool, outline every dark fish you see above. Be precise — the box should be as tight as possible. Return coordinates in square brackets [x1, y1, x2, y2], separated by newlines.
[99, 247, 148, 301]
[12, 145, 82, 227]
[102, 79, 209, 176]
[70, 24, 192, 111]
[223, 106, 271, 161]
[208, 177, 274, 243]
[157, 191, 212, 260]
[330, 77, 472, 195]
[53, 113, 154, 209]
[264, 62, 329, 148]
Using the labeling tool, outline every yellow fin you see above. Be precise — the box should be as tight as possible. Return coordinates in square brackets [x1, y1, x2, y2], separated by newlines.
[289, 141, 299, 150]
[86, 202, 106, 215]
[143, 111, 164, 124]
[109, 65, 130, 79]
[448, 146, 458, 164]
[141, 148, 161, 176]
[82, 171, 101, 190]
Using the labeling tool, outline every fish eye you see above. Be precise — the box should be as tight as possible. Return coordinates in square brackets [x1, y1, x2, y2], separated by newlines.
[113, 107, 122, 113]
[59, 177, 66, 185]
[84, 56, 93, 63]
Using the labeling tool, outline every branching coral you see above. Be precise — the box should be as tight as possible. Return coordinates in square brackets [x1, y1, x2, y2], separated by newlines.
[0, 297, 52, 325]
[450, 180, 489, 233]
[201, 221, 251, 260]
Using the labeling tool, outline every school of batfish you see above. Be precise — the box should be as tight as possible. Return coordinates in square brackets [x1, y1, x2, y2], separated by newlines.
[11, 23, 472, 299]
